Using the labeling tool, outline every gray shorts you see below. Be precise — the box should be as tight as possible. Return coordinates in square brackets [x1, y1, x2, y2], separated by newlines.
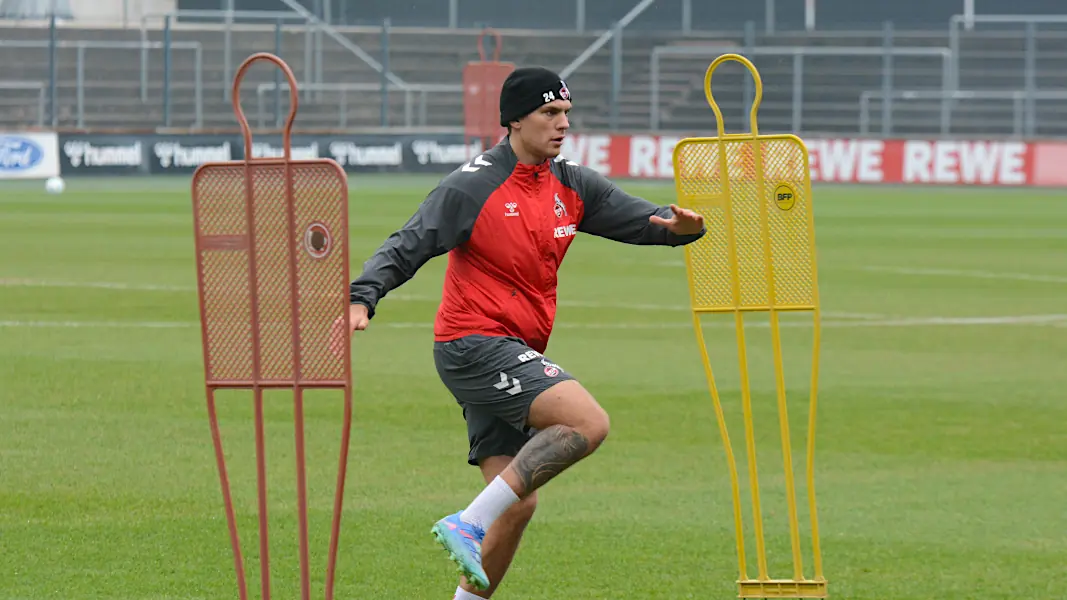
[433, 334, 576, 466]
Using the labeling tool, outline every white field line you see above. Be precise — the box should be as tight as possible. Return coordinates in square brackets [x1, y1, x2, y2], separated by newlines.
[381, 315, 1067, 329]
[0, 320, 195, 329]
[863, 266, 1067, 284]
[0, 278, 192, 292]
[0, 278, 884, 320]
[1, 314, 1065, 331]
[829, 314, 1067, 327]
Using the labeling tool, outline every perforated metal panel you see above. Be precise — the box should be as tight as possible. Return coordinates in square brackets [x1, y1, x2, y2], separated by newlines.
[673, 135, 816, 313]
[192, 161, 349, 386]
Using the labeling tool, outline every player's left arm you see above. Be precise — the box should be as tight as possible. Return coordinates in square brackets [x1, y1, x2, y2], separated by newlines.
[576, 166, 705, 246]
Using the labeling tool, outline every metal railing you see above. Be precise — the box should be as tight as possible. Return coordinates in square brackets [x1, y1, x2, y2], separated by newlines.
[275, 0, 407, 89]
[559, 0, 655, 79]
[0, 81, 47, 127]
[139, 7, 407, 104]
[255, 82, 462, 129]
[860, 89, 1067, 137]
[140, 10, 315, 102]
[315, 0, 833, 33]
[0, 40, 203, 129]
[649, 44, 956, 133]
[947, 14, 1067, 128]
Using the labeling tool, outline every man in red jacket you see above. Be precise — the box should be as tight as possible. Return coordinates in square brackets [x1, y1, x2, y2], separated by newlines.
[344, 66, 705, 598]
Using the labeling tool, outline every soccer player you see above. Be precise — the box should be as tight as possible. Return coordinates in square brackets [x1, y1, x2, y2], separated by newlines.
[342, 67, 705, 598]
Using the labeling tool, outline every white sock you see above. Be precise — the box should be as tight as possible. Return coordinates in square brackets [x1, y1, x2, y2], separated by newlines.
[459, 475, 519, 531]
[453, 587, 485, 600]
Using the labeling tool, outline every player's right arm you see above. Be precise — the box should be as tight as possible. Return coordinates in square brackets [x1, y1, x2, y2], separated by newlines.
[348, 184, 480, 324]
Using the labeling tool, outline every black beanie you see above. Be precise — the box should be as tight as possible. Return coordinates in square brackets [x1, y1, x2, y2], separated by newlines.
[499, 67, 572, 127]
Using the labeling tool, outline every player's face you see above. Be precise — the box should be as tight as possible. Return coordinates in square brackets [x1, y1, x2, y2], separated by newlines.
[515, 99, 571, 161]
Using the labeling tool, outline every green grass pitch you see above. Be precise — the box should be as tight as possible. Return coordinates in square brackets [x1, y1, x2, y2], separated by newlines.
[1, 175, 1065, 599]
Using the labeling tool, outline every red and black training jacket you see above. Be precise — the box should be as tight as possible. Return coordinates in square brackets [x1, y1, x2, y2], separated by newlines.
[349, 137, 705, 353]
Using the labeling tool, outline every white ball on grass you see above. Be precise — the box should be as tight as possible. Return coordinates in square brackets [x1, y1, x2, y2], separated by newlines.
[45, 176, 65, 195]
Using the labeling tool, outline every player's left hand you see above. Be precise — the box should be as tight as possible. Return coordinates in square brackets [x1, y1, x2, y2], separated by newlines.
[649, 204, 704, 235]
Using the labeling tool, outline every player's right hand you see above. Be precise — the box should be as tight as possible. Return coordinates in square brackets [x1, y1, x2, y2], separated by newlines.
[329, 303, 369, 358]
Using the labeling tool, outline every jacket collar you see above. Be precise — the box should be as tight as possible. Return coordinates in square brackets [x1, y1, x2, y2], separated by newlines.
[497, 136, 551, 179]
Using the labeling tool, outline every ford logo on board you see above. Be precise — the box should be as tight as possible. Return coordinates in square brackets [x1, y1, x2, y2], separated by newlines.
[0, 136, 44, 171]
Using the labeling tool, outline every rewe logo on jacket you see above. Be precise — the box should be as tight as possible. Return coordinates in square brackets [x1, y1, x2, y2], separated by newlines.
[553, 224, 577, 239]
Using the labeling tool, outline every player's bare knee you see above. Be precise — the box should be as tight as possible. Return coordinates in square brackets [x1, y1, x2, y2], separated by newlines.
[590, 411, 611, 450]
[527, 381, 611, 456]
[570, 404, 609, 453]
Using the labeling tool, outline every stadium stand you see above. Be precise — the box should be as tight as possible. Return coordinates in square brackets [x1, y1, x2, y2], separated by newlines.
[1, 4, 1066, 137]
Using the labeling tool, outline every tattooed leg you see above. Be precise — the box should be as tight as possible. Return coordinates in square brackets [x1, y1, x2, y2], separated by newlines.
[505, 425, 590, 495]
[499, 380, 612, 497]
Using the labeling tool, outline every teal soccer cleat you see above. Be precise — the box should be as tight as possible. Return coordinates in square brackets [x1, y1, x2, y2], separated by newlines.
[431, 511, 490, 590]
